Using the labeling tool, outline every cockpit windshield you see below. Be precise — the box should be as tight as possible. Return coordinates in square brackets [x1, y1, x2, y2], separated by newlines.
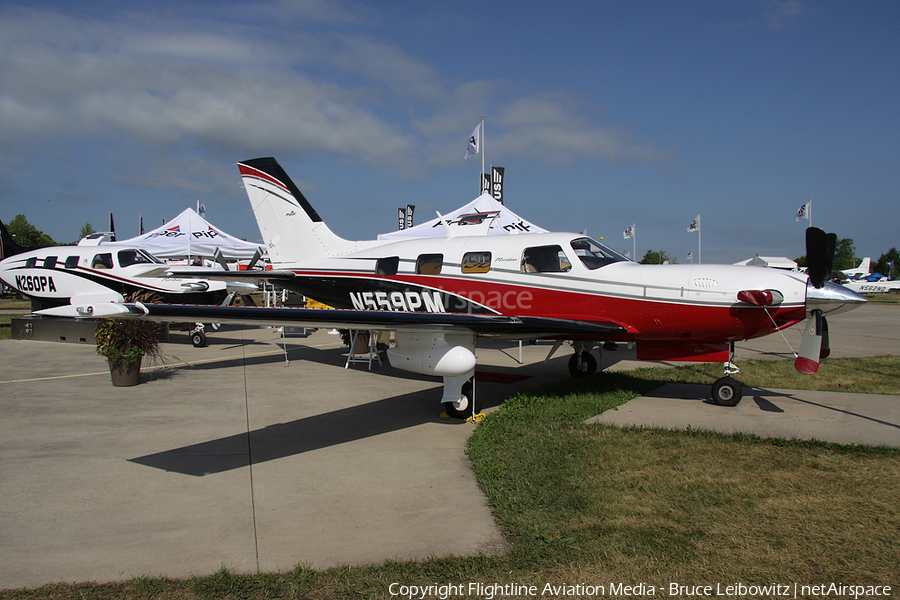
[117, 249, 163, 267]
[570, 237, 630, 270]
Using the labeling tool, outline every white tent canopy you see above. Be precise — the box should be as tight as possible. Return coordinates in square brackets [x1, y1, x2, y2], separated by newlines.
[109, 208, 264, 261]
[733, 255, 798, 270]
[377, 193, 547, 240]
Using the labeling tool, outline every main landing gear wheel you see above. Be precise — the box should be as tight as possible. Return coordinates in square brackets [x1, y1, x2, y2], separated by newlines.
[711, 377, 743, 407]
[444, 380, 474, 420]
[191, 329, 207, 348]
[568, 352, 597, 378]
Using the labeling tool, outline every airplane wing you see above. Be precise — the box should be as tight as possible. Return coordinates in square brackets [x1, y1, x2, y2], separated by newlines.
[36, 302, 627, 339]
[136, 267, 297, 282]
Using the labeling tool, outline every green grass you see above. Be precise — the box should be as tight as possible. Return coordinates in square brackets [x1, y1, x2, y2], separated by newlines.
[626, 355, 900, 395]
[867, 292, 900, 305]
[0, 299, 30, 341]
[3, 359, 899, 599]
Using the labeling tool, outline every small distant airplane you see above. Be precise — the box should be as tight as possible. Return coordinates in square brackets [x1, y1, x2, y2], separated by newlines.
[0, 220, 258, 346]
[834, 257, 900, 294]
[37, 158, 867, 414]
[842, 278, 900, 294]
[842, 257, 871, 280]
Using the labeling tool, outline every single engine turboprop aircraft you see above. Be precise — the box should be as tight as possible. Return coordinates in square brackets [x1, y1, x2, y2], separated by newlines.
[0, 220, 259, 345]
[35, 158, 866, 416]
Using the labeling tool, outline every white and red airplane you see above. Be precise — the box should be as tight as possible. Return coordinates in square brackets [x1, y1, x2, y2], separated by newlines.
[37, 157, 866, 415]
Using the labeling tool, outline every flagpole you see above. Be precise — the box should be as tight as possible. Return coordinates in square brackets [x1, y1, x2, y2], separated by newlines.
[698, 213, 702, 264]
[481, 115, 485, 192]
[633, 224, 636, 261]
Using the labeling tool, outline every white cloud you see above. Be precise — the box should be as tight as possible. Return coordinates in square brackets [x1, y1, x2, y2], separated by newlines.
[0, 5, 417, 172]
[764, 0, 809, 30]
[0, 3, 673, 187]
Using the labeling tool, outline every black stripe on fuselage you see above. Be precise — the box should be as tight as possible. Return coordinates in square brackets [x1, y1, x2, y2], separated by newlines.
[4, 265, 226, 308]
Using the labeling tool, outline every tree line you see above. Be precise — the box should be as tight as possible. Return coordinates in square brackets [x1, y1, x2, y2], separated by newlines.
[2, 214, 96, 248]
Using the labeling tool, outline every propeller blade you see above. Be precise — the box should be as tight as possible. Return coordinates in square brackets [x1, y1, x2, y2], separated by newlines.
[806, 227, 828, 289]
[213, 247, 229, 271]
[246, 247, 263, 271]
[820, 315, 830, 360]
[795, 310, 824, 374]
[825, 233, 837, 279]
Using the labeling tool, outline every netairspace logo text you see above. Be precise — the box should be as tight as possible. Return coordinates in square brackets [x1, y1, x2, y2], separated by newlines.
[387, 581, 893, 599]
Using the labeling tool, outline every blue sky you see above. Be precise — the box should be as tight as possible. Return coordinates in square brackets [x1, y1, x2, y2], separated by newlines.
[0, 0, 897, 263]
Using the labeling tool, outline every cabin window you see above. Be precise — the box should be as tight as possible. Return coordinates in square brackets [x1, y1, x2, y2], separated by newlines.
[43, 256, 58, 269]
[375, 256, 399, 276]
[521, 245, 571, 273]
[570, 237, 628, 269]
[64, 256, 79, 269]
[91, 253, 114, 269]
[25, 257, 37, 268]
[118, 249, 158, 267]
[416, 254, 443, 275]
[461, 251, 491, 274]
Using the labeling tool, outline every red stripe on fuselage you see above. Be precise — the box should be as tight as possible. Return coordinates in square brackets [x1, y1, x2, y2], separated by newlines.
[290, 270, 806, 343]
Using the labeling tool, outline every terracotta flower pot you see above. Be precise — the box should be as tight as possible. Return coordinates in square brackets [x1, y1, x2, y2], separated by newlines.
[108, 357, 143, 387]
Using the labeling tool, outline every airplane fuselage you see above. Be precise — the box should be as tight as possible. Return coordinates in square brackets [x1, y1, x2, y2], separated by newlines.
[269, 231, 816, 350]
[0, 245, 228, 309]
[842, 279, 900, 294]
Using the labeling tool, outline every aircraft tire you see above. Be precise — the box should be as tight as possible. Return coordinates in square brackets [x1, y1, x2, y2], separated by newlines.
[711, 377, 742, 407]
[568, 351, 597, 377]
[191, 330, 208, 348]
[443, 380, 475, 419]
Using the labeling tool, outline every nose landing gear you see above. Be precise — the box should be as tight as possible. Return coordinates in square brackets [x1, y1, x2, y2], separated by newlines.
[711, 345, 743, 406]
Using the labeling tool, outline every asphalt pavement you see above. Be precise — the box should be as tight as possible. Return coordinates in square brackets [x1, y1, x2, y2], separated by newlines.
[0, 304, 898, 590]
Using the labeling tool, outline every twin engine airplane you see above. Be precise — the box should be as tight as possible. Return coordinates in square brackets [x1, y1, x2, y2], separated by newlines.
[35, 157, 866, 416]
[0, 220, 258, 345]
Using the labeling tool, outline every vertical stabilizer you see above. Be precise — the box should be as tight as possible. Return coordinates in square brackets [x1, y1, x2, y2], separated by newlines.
[0, 220, 28, 261]
[237, 157, 356, 265]
[859, 257, 871, 275]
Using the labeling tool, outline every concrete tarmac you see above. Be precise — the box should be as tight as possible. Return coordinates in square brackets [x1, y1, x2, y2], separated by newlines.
[1, 304, 898, 589]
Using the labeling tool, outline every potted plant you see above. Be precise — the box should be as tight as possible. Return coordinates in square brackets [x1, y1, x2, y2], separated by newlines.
[95, 318, 162, 386]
